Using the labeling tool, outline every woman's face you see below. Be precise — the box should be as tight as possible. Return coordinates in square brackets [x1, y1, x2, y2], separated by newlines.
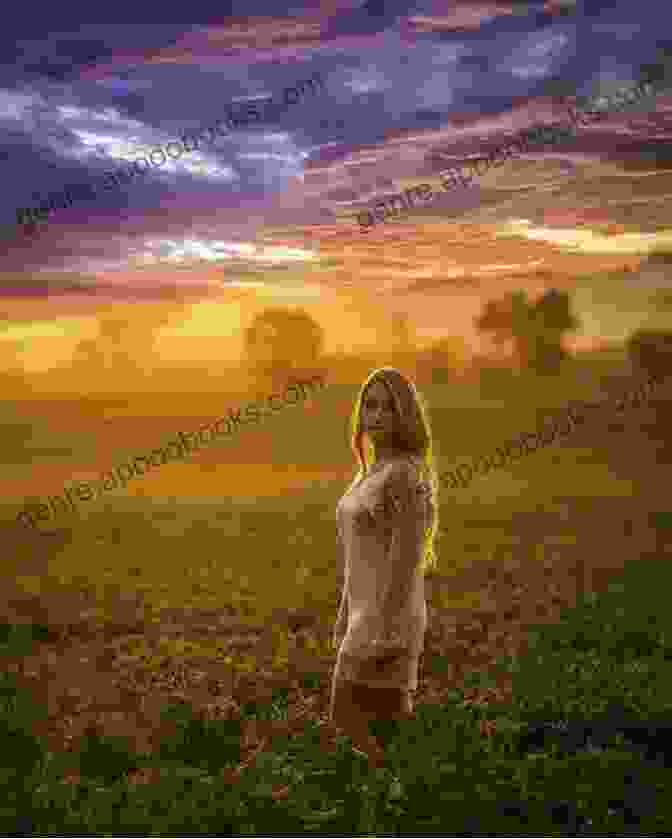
[361, 380, 400, 442]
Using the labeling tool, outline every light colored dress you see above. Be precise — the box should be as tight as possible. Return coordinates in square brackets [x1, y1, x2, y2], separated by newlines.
[333, 454, 434, 691]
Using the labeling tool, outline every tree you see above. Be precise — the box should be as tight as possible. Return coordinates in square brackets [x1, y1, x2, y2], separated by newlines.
[70, 301, 193, 388]
[627, 328, 672, 461]
[243, 306, 324, 387]
[528, 288, 580, 373]
[474, 290, 535, 367]
[475, 288, 579, 374]
[627, 329, 672, 383]
[532, 289, 577, 331]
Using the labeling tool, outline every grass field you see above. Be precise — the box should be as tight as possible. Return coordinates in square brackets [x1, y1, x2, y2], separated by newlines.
[1, 549, 672, 834]
[1, 348, 671, 833]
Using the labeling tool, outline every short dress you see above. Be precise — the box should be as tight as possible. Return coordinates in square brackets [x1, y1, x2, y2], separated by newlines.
[333, 455, 434, 692]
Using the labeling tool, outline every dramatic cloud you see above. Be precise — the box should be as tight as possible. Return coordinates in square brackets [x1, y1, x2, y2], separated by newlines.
[0, 0, 669, 284]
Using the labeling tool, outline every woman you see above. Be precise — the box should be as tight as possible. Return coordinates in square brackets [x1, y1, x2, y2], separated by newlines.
[329, 367, 439, 766]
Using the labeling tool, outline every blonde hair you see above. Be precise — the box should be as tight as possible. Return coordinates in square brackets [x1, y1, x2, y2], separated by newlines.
[346, 367, 440, 573]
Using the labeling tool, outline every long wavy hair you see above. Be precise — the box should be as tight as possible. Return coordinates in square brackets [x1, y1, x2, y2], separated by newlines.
[345, 367, 440, 574]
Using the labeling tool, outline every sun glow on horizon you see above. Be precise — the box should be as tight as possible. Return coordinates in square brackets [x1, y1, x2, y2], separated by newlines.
[498, 219, 672, 254]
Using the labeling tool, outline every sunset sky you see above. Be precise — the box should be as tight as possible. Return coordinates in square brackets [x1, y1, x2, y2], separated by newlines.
[1, 0, 671, 374]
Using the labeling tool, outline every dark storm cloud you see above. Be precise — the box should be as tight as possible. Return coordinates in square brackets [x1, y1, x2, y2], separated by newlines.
[0, 0, 670, 277]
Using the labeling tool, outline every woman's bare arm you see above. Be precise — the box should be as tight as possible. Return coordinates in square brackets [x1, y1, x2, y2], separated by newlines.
[333, 524, 349, 645]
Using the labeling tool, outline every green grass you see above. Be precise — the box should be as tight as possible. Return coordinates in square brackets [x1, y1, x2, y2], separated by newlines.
[2, 549, 672, 835]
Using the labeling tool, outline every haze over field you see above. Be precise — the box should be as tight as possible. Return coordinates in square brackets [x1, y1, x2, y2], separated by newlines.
[0, 0, 671, 388]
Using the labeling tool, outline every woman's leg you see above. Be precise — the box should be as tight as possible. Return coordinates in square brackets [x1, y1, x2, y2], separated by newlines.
[329, 678, 415, 765]
[353, 683, 416, 756]
[329, 678, 387, 766]
[351, 682, 413, 718]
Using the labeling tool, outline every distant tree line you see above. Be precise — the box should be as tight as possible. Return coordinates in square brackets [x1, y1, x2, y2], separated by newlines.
[42, 250, 672, 422]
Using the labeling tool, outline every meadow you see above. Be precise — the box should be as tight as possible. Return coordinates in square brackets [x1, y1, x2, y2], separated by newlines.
[1, 343, 671, 834]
